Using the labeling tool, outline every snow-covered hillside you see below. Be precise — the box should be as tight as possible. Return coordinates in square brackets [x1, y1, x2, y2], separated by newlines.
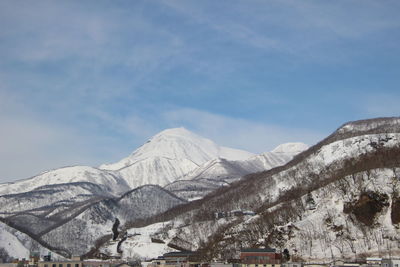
[271, 142, 309, 156]
[0, 221, 65, 260]
[11, 121, 390, 261]
[43, 184, 186, 256]
[99, 221, 177, 260]
[123, 118, 400, 261]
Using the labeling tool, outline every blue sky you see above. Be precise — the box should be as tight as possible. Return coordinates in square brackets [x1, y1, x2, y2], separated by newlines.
[1, 0, 400, 182]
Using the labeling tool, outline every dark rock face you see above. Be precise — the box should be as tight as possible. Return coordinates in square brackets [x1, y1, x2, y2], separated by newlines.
[112, 218, 120, 240]
[344, 191, 389, 226]
[391, 197, 400, 225]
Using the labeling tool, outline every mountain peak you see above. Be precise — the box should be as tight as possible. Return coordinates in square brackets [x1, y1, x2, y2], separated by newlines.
[121, 127, 254, 165]
[154, 127, 192, 137]
[99, 128, 254, 187]
[149, 127, 203, 142]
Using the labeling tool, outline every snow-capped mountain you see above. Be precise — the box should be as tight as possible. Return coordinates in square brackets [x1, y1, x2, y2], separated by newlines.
[100, 127, 255, 188]
[0, 128, 255, 197]
[101, 128, 254, 169]
[5, 124, 368, 261]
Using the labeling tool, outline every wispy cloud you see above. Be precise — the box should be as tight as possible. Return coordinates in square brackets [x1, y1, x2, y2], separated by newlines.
[163, 108, 325, 153]
[161, 0, 400, 57]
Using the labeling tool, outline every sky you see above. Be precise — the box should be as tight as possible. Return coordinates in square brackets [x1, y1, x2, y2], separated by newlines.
[0, 0, 400, 183]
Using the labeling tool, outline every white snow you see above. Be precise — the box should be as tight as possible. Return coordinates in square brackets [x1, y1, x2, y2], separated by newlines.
[0, 222, 29, 259]
[101, 222, 177, 260]
[272, 142, 309, 155]
[0, 221, 65, 260]
[0, 166, 128, 196]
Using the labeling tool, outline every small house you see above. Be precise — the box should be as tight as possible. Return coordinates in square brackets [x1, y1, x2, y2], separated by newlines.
[240, 248, 281, 267]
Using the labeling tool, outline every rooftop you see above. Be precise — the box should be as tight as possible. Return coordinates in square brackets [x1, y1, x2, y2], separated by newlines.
[241, 248, 276, 253]
[163, 251, 196, 257]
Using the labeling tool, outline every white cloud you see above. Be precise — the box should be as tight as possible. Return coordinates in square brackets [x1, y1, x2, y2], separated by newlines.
[84, 105, 326, 155]
[163, 108, 325, 153]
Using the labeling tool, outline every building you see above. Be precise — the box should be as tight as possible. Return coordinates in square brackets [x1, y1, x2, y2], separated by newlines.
[38, 259, 121, 267]
[164, 251, 200, 267]
[281, 262, 302, 267]
[366, 258, 382, 267]
[38, 260, 82, 267]
[302, 263, 327, 267]
[240, 248, 281, 266]
[149, 252, 199, 267]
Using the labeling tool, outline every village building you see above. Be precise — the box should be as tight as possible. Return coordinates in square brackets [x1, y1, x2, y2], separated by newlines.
[239, 248, 281, 267]
[281, 262, 303, 267]
[366, 258, 382, 267]
[38, 257, 123, 267]
[149, 251, 199, 267]
[210, 263, 236, 267]
[302, 263, 328, 267]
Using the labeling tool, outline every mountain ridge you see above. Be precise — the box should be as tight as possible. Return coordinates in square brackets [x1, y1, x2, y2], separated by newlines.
[0, 127, 301, 194]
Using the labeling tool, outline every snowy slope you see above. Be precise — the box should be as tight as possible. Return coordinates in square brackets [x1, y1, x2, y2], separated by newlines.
[100, 128, 254, 188]
[0, 222, 30, 259]
[178, 142, 308, 182]
[0, 182, 111, 215]
[271, 142, 309, 155]
[0, 221, 65, 260]
[0, 166, 128, 196]
[100, 222, 177, 260]
[165, 143, 308, 200]
[282, 168, 400, 261]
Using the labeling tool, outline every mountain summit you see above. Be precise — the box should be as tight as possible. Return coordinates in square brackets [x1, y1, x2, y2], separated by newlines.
[100, 127, 254, 188]
[100, 127, 254, 170]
